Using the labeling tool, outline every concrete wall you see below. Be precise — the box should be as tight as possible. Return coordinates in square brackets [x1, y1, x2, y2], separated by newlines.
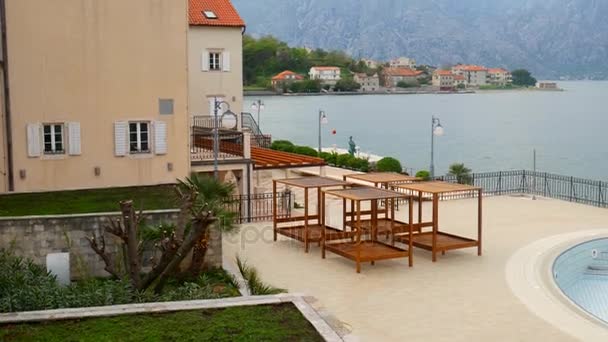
[188, 25, 243, 118]
[5, 0, 190, 192]
[0, 210, 222, 279]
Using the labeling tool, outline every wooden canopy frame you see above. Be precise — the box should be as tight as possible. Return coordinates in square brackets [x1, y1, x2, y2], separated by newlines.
[343, 172, 421, 188]
[272, 177, 352, 252]
[391, 181, 483, 262]
[342, 172, 421, 237]
[321, 187, 413, 273]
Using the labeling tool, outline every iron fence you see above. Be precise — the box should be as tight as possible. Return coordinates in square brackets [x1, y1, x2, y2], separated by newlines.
[438, 170, 608, 208]
[227, 191, 293, 224]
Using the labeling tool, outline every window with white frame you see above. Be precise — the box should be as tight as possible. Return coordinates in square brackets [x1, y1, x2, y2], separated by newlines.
[43, 123, 64, 154]
[209, 52, 221, 71]
[128, 121, 150, 153]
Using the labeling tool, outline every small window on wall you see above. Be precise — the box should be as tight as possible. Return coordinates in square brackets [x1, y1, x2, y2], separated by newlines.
[209, 52, 221, 71]
[129, 122, 150, 153]
[43, 124, 64, 154]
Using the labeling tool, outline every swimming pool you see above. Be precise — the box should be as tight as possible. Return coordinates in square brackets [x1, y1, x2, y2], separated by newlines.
[553, 238, 608, 324]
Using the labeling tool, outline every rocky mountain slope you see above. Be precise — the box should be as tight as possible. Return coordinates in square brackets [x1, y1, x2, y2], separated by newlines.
[232, 0, 608, 79]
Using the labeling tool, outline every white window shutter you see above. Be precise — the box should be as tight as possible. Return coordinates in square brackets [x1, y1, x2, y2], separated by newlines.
[67, 122, 81, 155]
[114, 121, 128, 156]
[222, 51, 231, 72]
[154, 121, 167, 155]
[201, 51, 209, 71]
[26, 123, 41, 157]
[209, 98, 215, 116]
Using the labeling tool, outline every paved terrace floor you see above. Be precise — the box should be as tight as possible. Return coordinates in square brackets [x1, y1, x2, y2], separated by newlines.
[224, 195, 608, 341]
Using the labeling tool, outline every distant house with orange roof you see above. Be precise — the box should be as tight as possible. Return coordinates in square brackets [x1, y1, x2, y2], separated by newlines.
[309, 66, 341, 85]
[487, 68, 512, 86]
[271, 71, 304, 91]
[382, 67, 424, 88]
[453, 74, 466, 88]
[432, 70, 455, 91]
[451, 64, 488, 86]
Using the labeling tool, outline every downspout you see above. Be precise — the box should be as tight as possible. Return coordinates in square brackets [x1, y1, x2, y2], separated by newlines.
[0, 0, 13, 191]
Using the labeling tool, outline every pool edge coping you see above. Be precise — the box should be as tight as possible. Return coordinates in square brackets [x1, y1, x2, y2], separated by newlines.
[506, 229, 608, 341]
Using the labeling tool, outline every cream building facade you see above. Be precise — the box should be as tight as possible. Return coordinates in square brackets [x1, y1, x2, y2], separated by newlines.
[0, 0, 190, 192]
[188, 0, 251, 197]
[354, 73, 380, 92]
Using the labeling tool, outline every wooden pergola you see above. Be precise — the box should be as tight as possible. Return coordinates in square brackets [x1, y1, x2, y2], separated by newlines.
[391, 181, 482, 262]
[321, 186, 413, 273]
[272, 177, 352, 252]
[343, 172, 421, 188]
[342, 172, 421, 238]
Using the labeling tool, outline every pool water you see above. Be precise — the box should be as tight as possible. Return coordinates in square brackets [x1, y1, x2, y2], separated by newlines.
[553, 238, 608, 324]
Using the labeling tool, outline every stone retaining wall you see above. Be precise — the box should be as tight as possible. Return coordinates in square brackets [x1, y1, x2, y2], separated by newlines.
[0, 210, 222, 278]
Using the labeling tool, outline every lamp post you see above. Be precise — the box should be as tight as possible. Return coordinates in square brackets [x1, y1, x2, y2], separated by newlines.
[430, 115, 444, 179]
[251, 99, 264, 132]
[318, 110, 328, 154]
[212, 97, 237, 180]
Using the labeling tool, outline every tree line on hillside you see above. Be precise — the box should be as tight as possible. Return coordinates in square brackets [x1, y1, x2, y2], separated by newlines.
[243, 35, 379, 89]
[243, 35, 538, 90]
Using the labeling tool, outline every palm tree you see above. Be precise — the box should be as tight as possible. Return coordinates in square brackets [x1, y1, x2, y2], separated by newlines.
[448, 163, 473, 185]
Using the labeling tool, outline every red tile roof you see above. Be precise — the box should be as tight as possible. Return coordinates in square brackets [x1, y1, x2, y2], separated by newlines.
[434, 70, 453, 76]
[383, 67, 423, 77]
[453, 65, 487, 72]
[271, 70, 304, 81]
[453, 75, 466, 81]
[189, 0, 245, 27]
[488, 68, 509, 74]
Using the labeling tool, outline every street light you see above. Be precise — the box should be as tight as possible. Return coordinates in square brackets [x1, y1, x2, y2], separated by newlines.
[318, 110, 328, 154]
[212, 97, 236, 180]
[430, 115, 444, 179]
[251, 99, 265, 132]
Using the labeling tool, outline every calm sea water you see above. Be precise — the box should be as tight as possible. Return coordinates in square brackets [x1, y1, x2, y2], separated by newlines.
[246, 81, 608, 180]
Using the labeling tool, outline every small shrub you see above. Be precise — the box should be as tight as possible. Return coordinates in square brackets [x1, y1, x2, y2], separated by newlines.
[336, 153, 355, 168]
[292, 146, 318, 157]
[348, 157, 370, 172]
[321, 152, 338, 165]
[376, 157, 402, 173]
[270, 140, 295, 152]
[415, 170, 431, 181]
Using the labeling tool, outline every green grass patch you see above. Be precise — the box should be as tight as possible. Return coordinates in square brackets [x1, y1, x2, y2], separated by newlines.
[0, 303, 323, 342]
[0, 185, 178, 217]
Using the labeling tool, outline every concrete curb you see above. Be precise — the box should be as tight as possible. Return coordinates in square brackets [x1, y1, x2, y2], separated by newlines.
[0, 294, 343, 342]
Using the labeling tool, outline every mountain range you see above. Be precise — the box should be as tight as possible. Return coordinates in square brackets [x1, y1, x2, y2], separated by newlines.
[232, 0, 608, 79]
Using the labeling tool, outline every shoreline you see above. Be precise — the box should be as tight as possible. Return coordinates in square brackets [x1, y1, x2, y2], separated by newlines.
[244, 87, 564, 97]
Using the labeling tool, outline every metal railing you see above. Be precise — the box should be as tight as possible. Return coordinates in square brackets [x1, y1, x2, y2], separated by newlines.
[190, 128, 244, 161]
[438, 170, 608, 208]
[241, 112, 272, 148]
[227, 191, 293, 224]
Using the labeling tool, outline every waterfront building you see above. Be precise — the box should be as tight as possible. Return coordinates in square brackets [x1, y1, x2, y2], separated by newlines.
[432, 70, 455, 91]
[452, 65, 488, 87]
[487, 68, 513, 86]
[309, 66, 341, 85]
[271, 71, 304, 91]
[0, 0, 256, 194]
[382, 67, 424, 88]
[354, 73, 380, 92]
[0, 0, 190, 192]
[454, 74, 466, 88]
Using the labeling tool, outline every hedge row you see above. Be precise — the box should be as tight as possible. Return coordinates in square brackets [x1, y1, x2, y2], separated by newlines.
[270, 140, 407, 173]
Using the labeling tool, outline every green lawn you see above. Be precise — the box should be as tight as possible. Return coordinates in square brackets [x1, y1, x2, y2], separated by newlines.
[0, 185, 178, 217]
[0, 303, 323, 342]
